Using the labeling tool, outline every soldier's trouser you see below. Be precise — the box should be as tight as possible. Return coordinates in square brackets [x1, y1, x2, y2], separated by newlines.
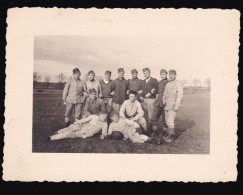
[129, 133, 148, 144]
[150, 106, 166, 130]
[65, 102, 82, 122]
[165, 110, 176, 135]
[102, 98, 113, 113]
[112, 103, 122, 115]
[142, 99, 155, 121]
[137, 117, 147, 131]
[51, 124, 93, 140]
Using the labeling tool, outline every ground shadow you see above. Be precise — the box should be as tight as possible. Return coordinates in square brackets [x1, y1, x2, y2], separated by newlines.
[174, 118, 196, 139]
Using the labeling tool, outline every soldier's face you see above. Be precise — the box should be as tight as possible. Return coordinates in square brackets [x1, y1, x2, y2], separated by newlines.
[143, 71, 150, 79]
[169, 73, 176, 81]
[111, 115, 119, 122]
[88, 73, 95, 81]
[118, 71, 124, 78]
[89, 92, 96, 100]
[160, 73, 167, 80]
[74, 72, 81, 80]
[129, 94, 136, 102]
[105, 74, 111, 80]
[132, 73, 137, 79]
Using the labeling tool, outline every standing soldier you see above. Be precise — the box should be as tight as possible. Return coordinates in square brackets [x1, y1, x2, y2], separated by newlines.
[162, 69, 183, 143]
[150, 69, 169, 136]
[100, 70, 113, 114]
[63, 68, 87, 127]
[128, 69, 142, 101]
[85, 70, 102, 98]
[111, 68, 130, 114]
[140, 68, 159, 123]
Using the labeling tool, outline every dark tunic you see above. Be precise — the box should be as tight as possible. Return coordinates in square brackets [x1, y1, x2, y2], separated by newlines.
[111, 78, 129, 104]
[154, 78, 169, 107]
[100, 79, 113, 98]
[140, 77, 159, 99]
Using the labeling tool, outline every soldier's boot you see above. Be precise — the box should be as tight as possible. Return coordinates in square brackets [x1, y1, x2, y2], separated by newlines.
[147, 136, 162, 145]
[164, 128, 175, 143]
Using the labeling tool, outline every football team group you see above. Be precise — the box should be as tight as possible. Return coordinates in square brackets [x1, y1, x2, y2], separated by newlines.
[49, 67, 183, 145]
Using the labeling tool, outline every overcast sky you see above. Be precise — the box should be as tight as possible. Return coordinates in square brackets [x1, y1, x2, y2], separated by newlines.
[34, 35, 213, 84]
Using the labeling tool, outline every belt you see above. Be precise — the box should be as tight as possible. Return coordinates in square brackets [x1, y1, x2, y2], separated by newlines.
[125, 113, 136, 119]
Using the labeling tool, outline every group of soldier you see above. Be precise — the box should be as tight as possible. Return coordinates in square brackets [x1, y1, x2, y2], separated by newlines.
[49, 67, 183, 144]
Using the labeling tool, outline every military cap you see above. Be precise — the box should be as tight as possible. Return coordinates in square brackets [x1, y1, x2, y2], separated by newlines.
[73, 68, 81, 74]
[160, 69, 168, 74]
[131, 69, 138, 74]
[143, 68, 150, 72]
[105, 70, 111, 75]
[118, 68, 124, 73]
[169, 69, 177, 75]
[88, 70, 95, 76]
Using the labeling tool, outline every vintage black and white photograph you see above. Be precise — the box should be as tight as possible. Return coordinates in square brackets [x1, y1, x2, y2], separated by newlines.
[4, 8, 238, 182]
[33, 35, 210, 154]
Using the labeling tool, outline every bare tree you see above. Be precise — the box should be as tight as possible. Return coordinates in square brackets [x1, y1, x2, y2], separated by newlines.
[57, 73, 66, 89]
[33, 72, 41, 88]
[192, 78, 200, 88]
[44, 76, 51, 88]
[205, 78, 211, 89]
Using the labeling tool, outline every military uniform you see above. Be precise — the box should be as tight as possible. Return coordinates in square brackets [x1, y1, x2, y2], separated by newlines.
[107, 118, 149, 144]
[63, 75, 86, 122]
[119, 99, 147, 131]
[128, 78, 142, 101]
[150, 78, 169, 131]
[50, 115, 108, 140]
[162, 79, 183, 136]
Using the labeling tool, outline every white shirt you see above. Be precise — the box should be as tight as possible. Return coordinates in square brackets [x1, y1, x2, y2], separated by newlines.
[145, 77, 151, 83]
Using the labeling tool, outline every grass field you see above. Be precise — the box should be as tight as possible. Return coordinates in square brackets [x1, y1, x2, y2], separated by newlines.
[32, 88, 210, 154]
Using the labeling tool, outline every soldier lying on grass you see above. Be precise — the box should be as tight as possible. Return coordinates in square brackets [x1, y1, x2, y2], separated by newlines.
[104, 111, 162, 145]
[49, 113, 108, 141]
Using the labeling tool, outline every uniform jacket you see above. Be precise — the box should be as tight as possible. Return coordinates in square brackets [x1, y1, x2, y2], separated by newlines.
[85, 79, 102, 98]
[107, 118, 138, 139]
[63, 75, 86, 104]
[128, 78, 142, 92]
[140, 77, 159, 99]
[119, 100, 144, 119]
[83, 97, 107, 116]
[162, 79, 183, 110]
[154, 78, 169, 107]
[100, 79, 113, 98]
[111, 78, 129, 105]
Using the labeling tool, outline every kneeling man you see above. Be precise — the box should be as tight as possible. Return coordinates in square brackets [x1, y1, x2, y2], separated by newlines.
[119, 90, 147, 132]
[82, 88, 107, 118]
[49, 113, 108, 140]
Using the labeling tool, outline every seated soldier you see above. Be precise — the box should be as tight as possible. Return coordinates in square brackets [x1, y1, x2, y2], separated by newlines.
[82, 88, 107, 118]
[105, 111, 161, 145]
[119, 90, 147, 132]
[49, 113, 108, 140]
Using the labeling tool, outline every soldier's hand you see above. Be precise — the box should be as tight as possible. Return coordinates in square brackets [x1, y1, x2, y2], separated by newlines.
[110, 91, 115, 96]
[140, 97, 144, 102]
[151, 88, 155, 93]
[174, 106, 178, 111]
[63, 100, 66, 105]
[84, 92, 88, 97]
[100, 135, 105, 139]
[138, 90, 142, 94]
[145, 93, 151, 98]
